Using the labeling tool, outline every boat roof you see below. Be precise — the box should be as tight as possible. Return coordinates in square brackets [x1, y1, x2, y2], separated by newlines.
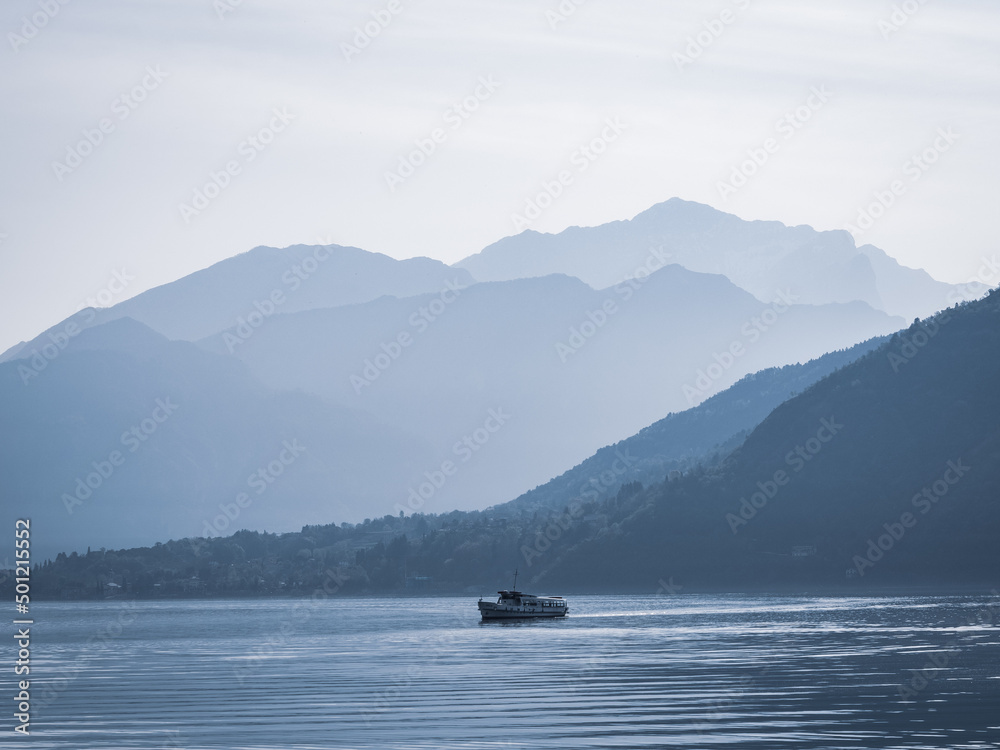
[497, 590, 564, 599]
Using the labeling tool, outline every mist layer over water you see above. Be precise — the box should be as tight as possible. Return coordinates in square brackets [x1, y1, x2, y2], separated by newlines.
[11, 594, 1000, 749]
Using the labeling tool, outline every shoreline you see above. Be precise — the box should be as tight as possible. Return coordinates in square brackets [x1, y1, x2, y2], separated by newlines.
[21, 582, 1000, 604]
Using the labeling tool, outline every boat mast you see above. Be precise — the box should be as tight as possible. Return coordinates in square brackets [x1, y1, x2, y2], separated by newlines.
[512, 568, 518, 591]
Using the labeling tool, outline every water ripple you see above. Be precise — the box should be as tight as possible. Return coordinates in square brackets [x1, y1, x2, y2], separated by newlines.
[6, 594, 1000, 749]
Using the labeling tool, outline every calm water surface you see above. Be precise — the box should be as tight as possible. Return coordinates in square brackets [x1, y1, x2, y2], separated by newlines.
[8, 594, 1000, 749]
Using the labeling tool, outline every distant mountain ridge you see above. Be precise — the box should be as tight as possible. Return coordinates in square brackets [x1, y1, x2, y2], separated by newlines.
[201, 264, 902, 512]
[456, 198, 980, 320]
[0, 243, 475, 360]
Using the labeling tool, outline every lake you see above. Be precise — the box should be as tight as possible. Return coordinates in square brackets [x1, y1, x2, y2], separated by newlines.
[10, 593, 1000, 749]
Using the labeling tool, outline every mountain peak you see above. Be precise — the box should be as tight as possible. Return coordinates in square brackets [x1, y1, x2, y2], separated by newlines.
[20, 242, 478, 346]
[456, 198, 964, 320]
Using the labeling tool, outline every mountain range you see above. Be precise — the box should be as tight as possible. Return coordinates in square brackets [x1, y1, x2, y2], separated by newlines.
[21, 289, 999, 596]
[0, 199, 984, 560]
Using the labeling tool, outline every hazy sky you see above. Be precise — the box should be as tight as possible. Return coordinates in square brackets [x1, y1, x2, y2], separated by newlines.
[1, 0, 998, 353]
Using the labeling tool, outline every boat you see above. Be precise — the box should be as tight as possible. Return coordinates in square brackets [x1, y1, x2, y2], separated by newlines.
[477, 570, 569, 620]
